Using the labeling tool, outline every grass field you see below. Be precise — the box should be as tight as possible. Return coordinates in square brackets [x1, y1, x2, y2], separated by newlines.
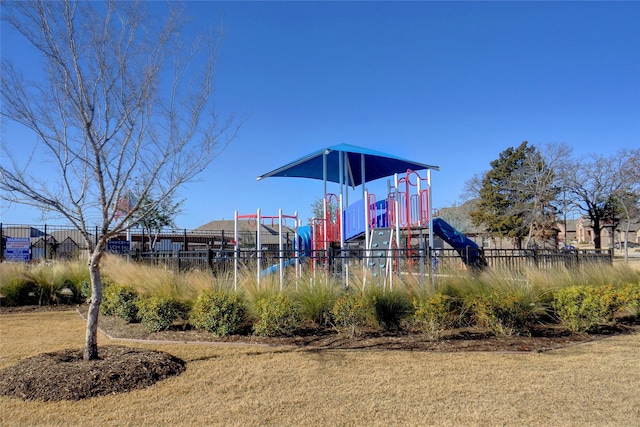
[1, 310, 639, 426]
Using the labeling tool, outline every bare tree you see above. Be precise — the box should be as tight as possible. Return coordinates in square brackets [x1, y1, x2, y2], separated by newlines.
[461, 172, 484, 202]
[612, 148, 640, 260]
[519, 143, 570, 248]
[1, 1, 238, 359]
[562, 151, 627, 250]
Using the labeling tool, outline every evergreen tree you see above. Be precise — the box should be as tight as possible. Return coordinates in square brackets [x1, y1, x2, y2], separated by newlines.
[470, 141, 554, 248]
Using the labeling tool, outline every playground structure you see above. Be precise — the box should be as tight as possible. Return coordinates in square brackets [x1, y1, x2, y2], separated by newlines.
[232, 145, 487, 290]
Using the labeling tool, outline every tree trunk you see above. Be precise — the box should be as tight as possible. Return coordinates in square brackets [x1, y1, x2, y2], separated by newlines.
[592, 218, 602, 250]
[84, 251, 103, 360]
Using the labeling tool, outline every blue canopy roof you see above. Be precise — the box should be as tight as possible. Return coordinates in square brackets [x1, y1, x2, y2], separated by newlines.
[257, 144, 439, 187]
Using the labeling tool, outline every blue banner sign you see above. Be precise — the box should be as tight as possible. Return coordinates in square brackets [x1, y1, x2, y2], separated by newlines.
[107, 240, 131, 253]
[5, 237, 31, 262]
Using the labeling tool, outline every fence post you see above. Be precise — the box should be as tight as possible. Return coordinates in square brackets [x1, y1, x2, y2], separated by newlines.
[183, 229, 188, 251]
[207, 248, 214, 269]
[44, 224, 48, 260]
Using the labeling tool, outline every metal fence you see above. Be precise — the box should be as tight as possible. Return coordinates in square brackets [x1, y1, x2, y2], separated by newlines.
[0, 223, 256, 262]
[1, 223, 612, 273]
[133, 247, 612, 275]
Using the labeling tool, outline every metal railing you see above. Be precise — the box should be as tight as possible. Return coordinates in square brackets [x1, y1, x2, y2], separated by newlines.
[134, 246, 611, 274]
[2, 224, 612, 273]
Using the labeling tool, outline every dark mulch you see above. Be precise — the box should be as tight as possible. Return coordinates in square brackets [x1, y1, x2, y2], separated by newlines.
[0, 345, 185, 401]
[1, 304, 638, 401]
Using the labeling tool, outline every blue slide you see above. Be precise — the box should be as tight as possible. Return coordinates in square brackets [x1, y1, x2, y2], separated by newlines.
[261, 226, 312, 276]
[432, 218, 487, 269]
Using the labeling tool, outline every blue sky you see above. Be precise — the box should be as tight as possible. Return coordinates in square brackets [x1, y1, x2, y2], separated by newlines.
[1, 1, 639, 228]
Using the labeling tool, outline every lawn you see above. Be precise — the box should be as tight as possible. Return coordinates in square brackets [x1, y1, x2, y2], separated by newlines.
[1, 309, 639, 426]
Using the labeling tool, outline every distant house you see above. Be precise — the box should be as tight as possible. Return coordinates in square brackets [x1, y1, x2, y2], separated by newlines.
[556, 219, 577, 246]
[195, 219, 297, 252]
[31, 235, 58, 259]
[57, 236, 80, 259]
[576, 217, 640, 247]
[29, 230, 89, 260]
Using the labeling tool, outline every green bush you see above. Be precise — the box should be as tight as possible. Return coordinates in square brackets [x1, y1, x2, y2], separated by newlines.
[80, 280, 92, 300]
[101, 284, 140, 322]
[252, 294, 301, 337]
[413, 293, 456, 339]
[190, 290, 246, 336]
[136, 296, 190, 332]
[367, 288, 413, 330]
[552, 285, 626, 332]
[331, 292, 374, 337]
[618, 282, 640, 317]
[473, 291, 544, 336]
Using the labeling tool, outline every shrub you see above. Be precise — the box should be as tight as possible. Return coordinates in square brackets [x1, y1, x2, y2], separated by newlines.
[190, 290, 246, 336]
[80, 280, 92, 300]
[618, 282, 640, 317]
[252, 294, 301, 337]
[367, 287, 413, 330]
[331, 292, 374, 337]
[473, 290, 544, 336]
[136, 296, 190, 332]
[552, 285, 626, 333]
[413, 293, 456, 339]
[101, 284, 140, 322]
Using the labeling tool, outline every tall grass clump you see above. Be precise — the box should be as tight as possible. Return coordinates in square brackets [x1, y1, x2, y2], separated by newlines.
[293, 276, 341, 327]
[531, 263, 640, 290]
[238, 269, 283, 302]
[182, 267, 227, 295]
[252, 293, 301, 336]
[552, 285, 627, 332]
[190, 290, 246, 336]
[20, 262, 79, 305]
[61, 259, 91, 296]
[365, 286, 413, 331]
[0, 263, 39, 306]
[102, 254, 196, 301]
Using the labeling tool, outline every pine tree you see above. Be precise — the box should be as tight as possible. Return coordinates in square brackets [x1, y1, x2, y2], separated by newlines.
[470, 142, 542, 248]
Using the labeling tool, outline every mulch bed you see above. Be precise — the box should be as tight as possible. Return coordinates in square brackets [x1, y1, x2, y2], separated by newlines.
[1, 304, 638, 401]
[0, 345, 185, 401]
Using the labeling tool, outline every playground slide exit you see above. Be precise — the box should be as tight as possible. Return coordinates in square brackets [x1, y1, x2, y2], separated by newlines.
[432, 218, 487, 269]
[261, 226, 312, 276]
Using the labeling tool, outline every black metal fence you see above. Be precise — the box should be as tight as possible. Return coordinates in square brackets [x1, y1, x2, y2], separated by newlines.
[132, 247, 612, 275]
[1, 223, 612, 272]
[0, 223, 256, 262]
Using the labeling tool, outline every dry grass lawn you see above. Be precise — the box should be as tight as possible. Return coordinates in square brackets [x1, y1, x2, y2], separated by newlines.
[1, 310, 639, 426]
